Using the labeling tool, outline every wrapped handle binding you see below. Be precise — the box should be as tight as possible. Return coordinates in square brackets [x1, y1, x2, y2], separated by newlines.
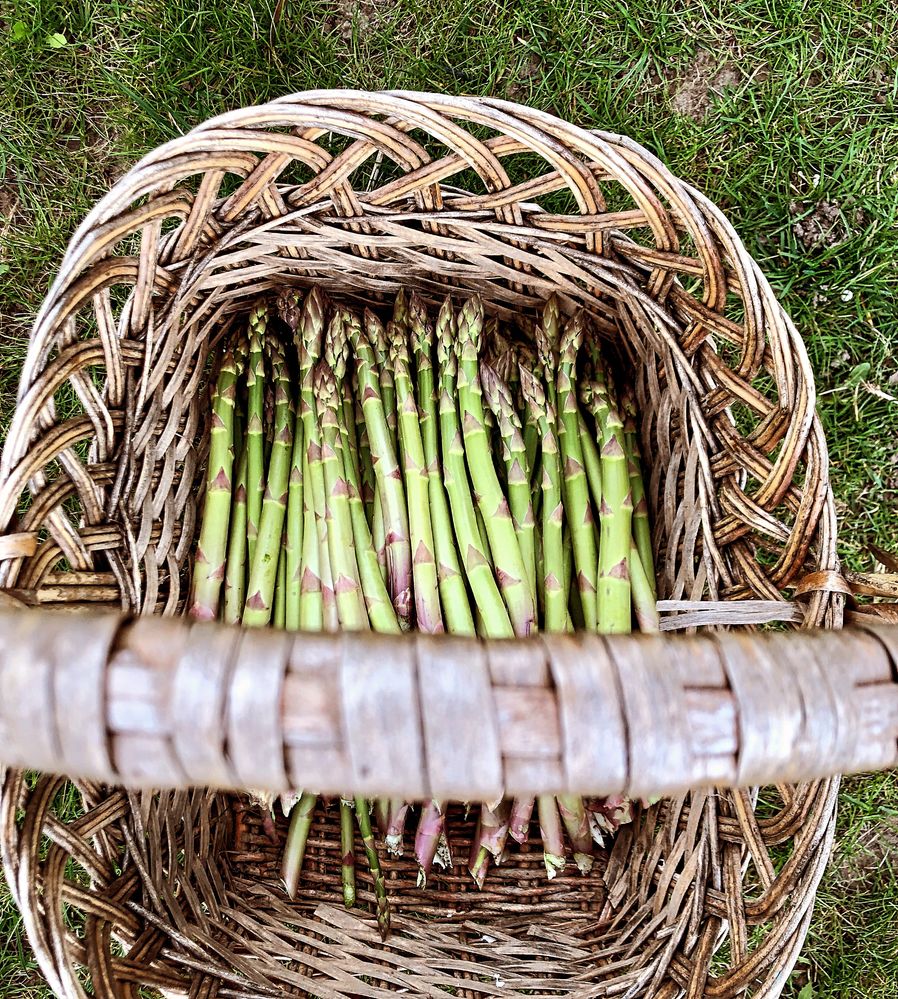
[0, 606, 895, 799]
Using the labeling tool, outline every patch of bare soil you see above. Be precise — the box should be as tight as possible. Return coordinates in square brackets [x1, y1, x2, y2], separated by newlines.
[789, 199, 860, 250]
[670, 50, 740, 121]
[328, 0, 392, 41]
[833, 817, 898, 883]
[0, 188, 15, 219]
[507, 49, 545, 101]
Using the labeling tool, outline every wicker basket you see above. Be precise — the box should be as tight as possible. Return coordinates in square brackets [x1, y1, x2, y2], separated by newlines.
[0, 90, 888, 999]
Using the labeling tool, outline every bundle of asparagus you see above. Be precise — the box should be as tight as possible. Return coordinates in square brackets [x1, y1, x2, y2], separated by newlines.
[189, 286, 658, 938]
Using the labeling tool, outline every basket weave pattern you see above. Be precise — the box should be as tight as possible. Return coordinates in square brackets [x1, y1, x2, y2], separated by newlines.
[0, 91, 844, 998]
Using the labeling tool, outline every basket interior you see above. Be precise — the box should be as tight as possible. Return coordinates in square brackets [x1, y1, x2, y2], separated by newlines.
[0, 94, 844, 998]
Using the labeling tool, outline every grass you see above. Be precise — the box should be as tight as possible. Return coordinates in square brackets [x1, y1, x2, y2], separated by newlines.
[0, 0, 896, 995]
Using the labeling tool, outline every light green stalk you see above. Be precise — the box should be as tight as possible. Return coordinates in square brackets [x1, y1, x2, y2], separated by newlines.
[281, 790, 317, 899]
[622, 385, 656, 599]
[520, 368, 566, 631]
[436, 300, 513, 639]
[537, 295, 561, 414]
[409, 295, 475, 881]
[340, 798, 357, 909]
[630, 544, 660, 633]
[456, 296, 535, 636]
[411, 297, 476, 637]
[285, 417, 304, 630]
[317, 362, 368, 631]
[556, 313, 598, 630]
[354, 386, 377, 527]
[481, 363, 537, 606]
[372, 489, 387, 579]
[351, 311, 412, 625]
[223, 443, 248, 625]
[337, 385, 401, 634]
[318, 495, 338, 631]
[579, 411, 603, 521]
[190, 350, 237, 621]
[514, 341, 540, 478]
[245, 303, 267, 567]
[295, 289, 338, 631]
[298, 446, 323, 630]
[585, 371, 633, 635]
[355, 796, 390, 940]
[243, 343, 294, 627]
[391, 286, 409, 335]
[273, 539, 287, 629]
[390, 318, 444, 634]
[562, 526, 573, 625]
[520, 363, 592, 876]
[365, 309, 398, 450]
[279, 298, 326, 899]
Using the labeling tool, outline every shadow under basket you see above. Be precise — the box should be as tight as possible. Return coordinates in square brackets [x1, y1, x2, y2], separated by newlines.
[0, 92, 846, 999]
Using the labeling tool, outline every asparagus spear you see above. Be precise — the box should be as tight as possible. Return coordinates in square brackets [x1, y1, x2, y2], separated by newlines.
[298, 446, 324, 631]
[408, 295, 474, 883]
[508, 797, 535, 845]
[245, 304, 267, 567]
[515, 340, 541, 478]
[381, 315, 447, 857]
[520, 368, 566, 632]
[579, 411, 603, 520]
[340, 798, 357, 909]
[277, 290, 305, 633]
[189, 350, 238, 620]
[366, 309, 398, 450]
[556, 313, 598, 631]
[391, 318, 444, 634]
[276, 286, 302, 336]
[621, 384, 656, 599]
[557, 795, 593, 874]
[355, 796, 391, 940]
[385, 800, 410, 857]
[477, 800, 511, 862]
[469, 828, 490, 890]
[371, 489, 387, 579]
[354, 388, 377, 528]
[317, 479, 339, 632]
[537, 795, 566, 879]
[243, 342, 294, 628]
[584, 370, 633, 635]
[281, 790, 317, 899]
[411, 295, 476, 638]
[537, 295, 561, 414]
[350, 311, 412, 626]
[520, 364, 590, 875]
[336, 383, 401, 634]
[456, 296, 536, 636]
[316, 362, 368, 631]
[436, 300, 513, 638]
[415, 799, 448, 887]
[223, 443, 248, 625]
[294, 290, 338, 632]
[273, 539, 287, 629]
[284, 420, 304, 630]
[630, 544, 660, 633]
[481, 362, 537, 605]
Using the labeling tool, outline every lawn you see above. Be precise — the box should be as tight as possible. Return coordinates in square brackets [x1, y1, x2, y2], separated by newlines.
[0, 0, 896, 995]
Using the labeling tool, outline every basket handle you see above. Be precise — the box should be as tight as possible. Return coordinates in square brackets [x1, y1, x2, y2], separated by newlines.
[0, 606, 895, 799]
